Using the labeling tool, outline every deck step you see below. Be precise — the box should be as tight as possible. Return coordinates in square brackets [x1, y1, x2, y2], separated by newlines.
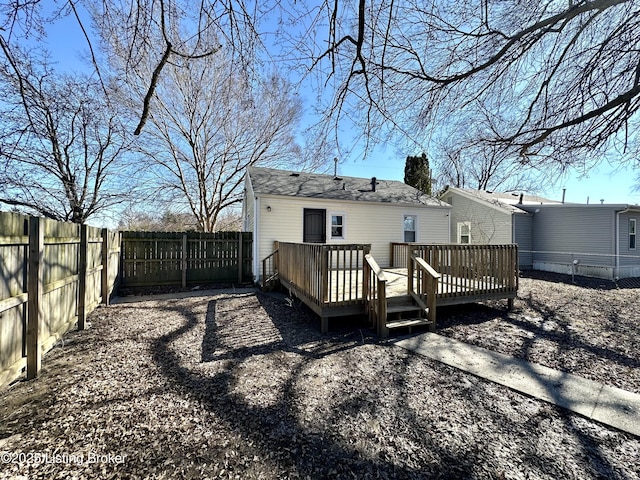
[386, 318, 433, 329]
[386, 304, 423, 314]
[387, 294, 413, 306]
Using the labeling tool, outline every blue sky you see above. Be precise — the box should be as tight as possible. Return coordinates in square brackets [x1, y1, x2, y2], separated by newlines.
[337, 154, 639, 205]
[39, 7, 640, 207]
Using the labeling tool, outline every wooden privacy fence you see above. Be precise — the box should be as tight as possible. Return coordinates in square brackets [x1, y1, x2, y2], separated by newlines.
[120, 231, 252, 288]
[0, 212, 120, 387]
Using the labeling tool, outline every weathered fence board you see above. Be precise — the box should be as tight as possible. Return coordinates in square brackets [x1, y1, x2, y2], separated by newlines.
[0, 213, 29, 386]
[120, 231, 252, 287]
[0, 212, 120, 387]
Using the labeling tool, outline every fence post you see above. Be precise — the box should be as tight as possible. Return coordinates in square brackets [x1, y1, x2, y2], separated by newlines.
[27, 216, 44, 379]
[101, 228, 110, 305]
[237, 232, 243, 284]
[181, 233, 187, 289]
[78, 224, 88, 330]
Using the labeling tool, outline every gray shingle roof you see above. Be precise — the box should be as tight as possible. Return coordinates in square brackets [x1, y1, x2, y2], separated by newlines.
[247, 167, 448, 207]
[443, 187, 561, 214]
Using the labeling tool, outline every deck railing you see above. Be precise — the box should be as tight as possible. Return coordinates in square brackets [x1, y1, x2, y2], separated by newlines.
[408, 254, 440, 330]
[261, 247, 279, 290]
[413, 244, 518, 302]
[391, 242, 419, 268]
[277, 242, 371, 310]
[363, 254, 388, 337]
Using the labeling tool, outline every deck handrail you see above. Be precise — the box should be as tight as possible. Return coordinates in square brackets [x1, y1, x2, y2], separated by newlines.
[408, 254, 440, 330]
[363, 254, 388, 337]
[261, 248, 279, 290]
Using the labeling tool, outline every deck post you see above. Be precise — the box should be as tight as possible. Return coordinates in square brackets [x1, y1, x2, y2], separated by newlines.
[321, 249, 329, 303]
[321, 316, 329, 334]
[427, 275, 437, 332]
[407, 255, 414, 294]
[377, 280, 388, 338]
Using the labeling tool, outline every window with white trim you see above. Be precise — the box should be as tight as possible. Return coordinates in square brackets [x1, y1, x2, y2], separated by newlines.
[457, 221, 471, 244]
[331, 214, 345, 239]
[403, 215, 417, 242]
[630, 219, 636, 250]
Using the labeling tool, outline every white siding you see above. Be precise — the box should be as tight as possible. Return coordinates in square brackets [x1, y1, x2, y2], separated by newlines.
[243, 176, 255, 232]
[447, 191, 513, 244]
[255, 195, 450, 275]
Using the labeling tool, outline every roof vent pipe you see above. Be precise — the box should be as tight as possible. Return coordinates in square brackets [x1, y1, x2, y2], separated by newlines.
[371, 177, 378, 192]
[562, 188, 566, 204]
[333, 157, 338, 178]
[518, 193, 523, 204]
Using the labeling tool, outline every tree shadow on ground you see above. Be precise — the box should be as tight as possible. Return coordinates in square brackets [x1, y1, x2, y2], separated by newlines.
[147, 291, 626, 479]
[148, 294, 485, 478]
[437, 291, 640, 377]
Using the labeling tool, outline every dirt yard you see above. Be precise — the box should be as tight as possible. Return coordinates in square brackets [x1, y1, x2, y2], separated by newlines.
[1, 273, 639, 479]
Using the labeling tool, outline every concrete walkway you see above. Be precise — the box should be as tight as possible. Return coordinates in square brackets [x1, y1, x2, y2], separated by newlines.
[393, 333, 640, 438]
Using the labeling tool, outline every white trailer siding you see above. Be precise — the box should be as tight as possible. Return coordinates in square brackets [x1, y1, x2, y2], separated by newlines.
[253, 195, 450, 278]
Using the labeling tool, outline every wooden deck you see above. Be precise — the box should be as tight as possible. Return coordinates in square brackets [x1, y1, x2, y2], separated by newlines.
[268, 242, 519, 335]
[327, 267, 517, 304]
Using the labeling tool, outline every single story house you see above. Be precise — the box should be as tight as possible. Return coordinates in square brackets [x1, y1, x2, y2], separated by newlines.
[243, 166, 452, 281]
[440, 186, 640, 279]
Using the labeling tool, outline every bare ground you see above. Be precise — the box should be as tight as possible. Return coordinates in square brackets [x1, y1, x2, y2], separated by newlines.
[0, 273, 639, 479]
[437, 271, 640, 395]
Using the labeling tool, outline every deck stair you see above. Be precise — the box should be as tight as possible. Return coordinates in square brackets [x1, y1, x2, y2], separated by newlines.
[385, 294, 433, 333]
[261, 248, 280, 291]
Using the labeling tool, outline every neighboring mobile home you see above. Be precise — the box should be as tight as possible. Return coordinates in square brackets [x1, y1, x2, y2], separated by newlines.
[518, 203, 640, 279]
[441, 187, 640, 279]
[243, 167, 452, 281]
[439, 187, 560, 268]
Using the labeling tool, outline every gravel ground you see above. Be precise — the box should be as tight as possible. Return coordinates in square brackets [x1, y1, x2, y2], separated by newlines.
[0, 273, 639, 479]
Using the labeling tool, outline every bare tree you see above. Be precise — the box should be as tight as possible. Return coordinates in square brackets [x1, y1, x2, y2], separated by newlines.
[118, 208, 197, 231]
[1, 0, 266, 135]
[123, 48, 305, 232]
[432, 116, 545, 193]
[0, 47, 133, 223]
[287, 0, 640, 171]
[6, 1, 634, 185]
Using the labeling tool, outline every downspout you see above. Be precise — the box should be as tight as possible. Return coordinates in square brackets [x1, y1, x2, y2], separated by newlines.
[615, 208, 631, 279]
[254, 196, 260, 283]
